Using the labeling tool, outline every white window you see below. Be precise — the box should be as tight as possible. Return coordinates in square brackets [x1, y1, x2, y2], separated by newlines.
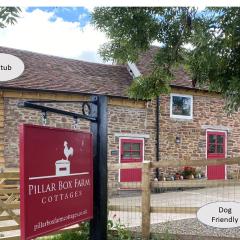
[170, 93, 193, 119]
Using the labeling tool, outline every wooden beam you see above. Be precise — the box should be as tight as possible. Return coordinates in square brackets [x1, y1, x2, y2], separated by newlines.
[0, 203, 20, 209]
[109, 162, 142, 170]
[142, 162, 151, 240]
[108, 98, 146, 109]
[0, 189, 19, 194]
[110, 157, 240, 171]
[117, 182, 142, 188]
[108, 205, 141, 212]
[2, 90, 89, 101]
[151, 157, 240, 168]
[0, 215, 19, 221]
[0, 172, 19, 179]
[150, 206, 198, 214]
[171, 88, 220, 98]
[151, 179, 240, 188]
[108, 205, 198, 214]
[0, 184, 19, 188]
[0, 236, 20, 240]
[0, 225, 19, 232]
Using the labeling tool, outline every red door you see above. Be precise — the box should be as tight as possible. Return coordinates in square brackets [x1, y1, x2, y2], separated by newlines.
[120, 139, 143, 182]
[207, 131, 226, 180]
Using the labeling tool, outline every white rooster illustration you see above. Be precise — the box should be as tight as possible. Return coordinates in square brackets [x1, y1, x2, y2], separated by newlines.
[64, 141, 73, 160]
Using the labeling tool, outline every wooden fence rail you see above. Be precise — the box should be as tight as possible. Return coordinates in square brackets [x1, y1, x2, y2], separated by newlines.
[0, 170, 81, 240]
[109, 156, 240, 170]
[1, 157, 240, 239]
[0, 171, 20, 239]
[109, 158, 240, 240]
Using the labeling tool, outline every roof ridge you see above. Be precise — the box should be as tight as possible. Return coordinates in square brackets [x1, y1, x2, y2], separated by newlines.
[0, 45, 126, 69]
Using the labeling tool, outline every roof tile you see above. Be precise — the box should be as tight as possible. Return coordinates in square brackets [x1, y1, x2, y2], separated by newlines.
[0, 46, 205, 97]
[0, 46, 133, 97]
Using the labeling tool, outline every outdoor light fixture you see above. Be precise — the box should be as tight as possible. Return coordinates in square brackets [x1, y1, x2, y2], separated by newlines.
[176, 136, 181, 144]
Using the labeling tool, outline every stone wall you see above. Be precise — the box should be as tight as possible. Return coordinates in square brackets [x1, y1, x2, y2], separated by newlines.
[107, 100, 156, 190]
[4, 98, 90, 168]
[3, 88, 240, 190]
[157, 89, 240, 178]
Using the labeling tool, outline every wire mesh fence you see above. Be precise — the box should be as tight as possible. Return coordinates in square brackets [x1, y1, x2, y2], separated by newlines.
[108, 159, 240, 240]
[1, 160, 240, 239]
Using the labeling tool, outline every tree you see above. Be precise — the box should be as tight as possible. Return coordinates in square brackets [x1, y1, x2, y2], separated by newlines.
[0, 7, 21, 28]
[91, 7, 240, 111]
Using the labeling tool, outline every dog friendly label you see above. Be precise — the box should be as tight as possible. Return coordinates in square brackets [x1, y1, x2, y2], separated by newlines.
[0, 53, 24, 81]
[197, 201, 240, 228]
[20, 124, 93, 240]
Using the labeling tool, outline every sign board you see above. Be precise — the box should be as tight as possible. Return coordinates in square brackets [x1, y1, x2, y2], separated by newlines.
[20, 124, 93, 240]
[197, 201, 240, 228]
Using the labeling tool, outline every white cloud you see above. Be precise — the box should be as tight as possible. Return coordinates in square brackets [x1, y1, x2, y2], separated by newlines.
[78, 12, 88, 21]
[0, 9, 108, 63]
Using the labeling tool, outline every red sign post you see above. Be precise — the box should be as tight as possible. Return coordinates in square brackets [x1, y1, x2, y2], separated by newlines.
[20, 124, 93, 239]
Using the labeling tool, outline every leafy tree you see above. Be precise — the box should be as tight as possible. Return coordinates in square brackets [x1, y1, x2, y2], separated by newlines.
[189, 8, 240, 112]
[0, 7, 21, 28]
[92, 7, 240, 111]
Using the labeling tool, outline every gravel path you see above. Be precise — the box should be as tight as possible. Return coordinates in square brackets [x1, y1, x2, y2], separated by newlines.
[130, 218, 240, 239]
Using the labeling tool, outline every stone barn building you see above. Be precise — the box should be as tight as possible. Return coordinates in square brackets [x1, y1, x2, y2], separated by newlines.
[0, 46, 240, 190]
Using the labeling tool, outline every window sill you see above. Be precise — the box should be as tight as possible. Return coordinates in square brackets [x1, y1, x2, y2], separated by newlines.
[170, 116, 193, 121]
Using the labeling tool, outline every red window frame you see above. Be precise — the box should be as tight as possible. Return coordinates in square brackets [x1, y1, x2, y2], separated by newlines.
[120, 139, 143, 163]
[207, 131, 226, 159]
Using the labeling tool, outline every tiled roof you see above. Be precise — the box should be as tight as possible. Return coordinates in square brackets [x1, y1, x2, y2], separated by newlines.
[136, 46, 197, 89]
[0, 46, 133, 97]
[0, 46, 204, 98]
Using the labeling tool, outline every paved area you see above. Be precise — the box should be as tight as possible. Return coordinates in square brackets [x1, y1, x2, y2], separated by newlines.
[109, 186, 240, 227]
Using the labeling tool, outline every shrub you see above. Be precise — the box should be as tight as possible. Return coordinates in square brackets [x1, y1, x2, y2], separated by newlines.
[41, 218, 131, 240]
[40, 222, 89, 240]
[107, 218, 131, 240]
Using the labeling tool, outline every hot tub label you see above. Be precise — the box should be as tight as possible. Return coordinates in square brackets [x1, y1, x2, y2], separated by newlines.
[20, 124, 93, 240]
[197, 201, 240, 228]
[0, 53, 24, 80]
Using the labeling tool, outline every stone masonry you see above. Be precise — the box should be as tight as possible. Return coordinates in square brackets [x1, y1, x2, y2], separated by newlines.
[3, 88, 240, 193]
[4, 98, 90, 168]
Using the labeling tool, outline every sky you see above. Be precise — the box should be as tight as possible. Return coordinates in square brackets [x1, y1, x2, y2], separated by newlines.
[0, 7, 109, 63]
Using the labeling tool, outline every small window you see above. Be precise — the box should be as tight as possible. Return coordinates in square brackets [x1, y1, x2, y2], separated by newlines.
[170, 94, 193, 119]
[207, 131, 226, 159]
[121, 139, 143, 162]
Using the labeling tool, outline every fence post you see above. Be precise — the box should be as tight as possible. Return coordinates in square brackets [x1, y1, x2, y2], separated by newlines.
[142, 161, 151, 240]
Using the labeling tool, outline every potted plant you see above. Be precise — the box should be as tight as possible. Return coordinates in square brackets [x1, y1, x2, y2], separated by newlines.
[175, 172, 180, 180]
[182, 166, 196, 179]
[194, 169, 203, 179]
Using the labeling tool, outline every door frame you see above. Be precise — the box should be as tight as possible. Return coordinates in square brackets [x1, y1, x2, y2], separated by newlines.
[205, 129, 227, 180]
[118, 137, 144, 182]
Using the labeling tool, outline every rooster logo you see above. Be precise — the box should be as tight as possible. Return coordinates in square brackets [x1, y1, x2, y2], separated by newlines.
[64, 141, 73, 160]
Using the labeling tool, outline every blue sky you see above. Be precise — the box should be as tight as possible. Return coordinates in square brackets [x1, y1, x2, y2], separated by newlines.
[0, 7, 108, 63]
[26, 7, 91, 26]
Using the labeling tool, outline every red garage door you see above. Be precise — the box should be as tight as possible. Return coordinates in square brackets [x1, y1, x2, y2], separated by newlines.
[120, 139, 143, 182]
[207, 131, 226, 180]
